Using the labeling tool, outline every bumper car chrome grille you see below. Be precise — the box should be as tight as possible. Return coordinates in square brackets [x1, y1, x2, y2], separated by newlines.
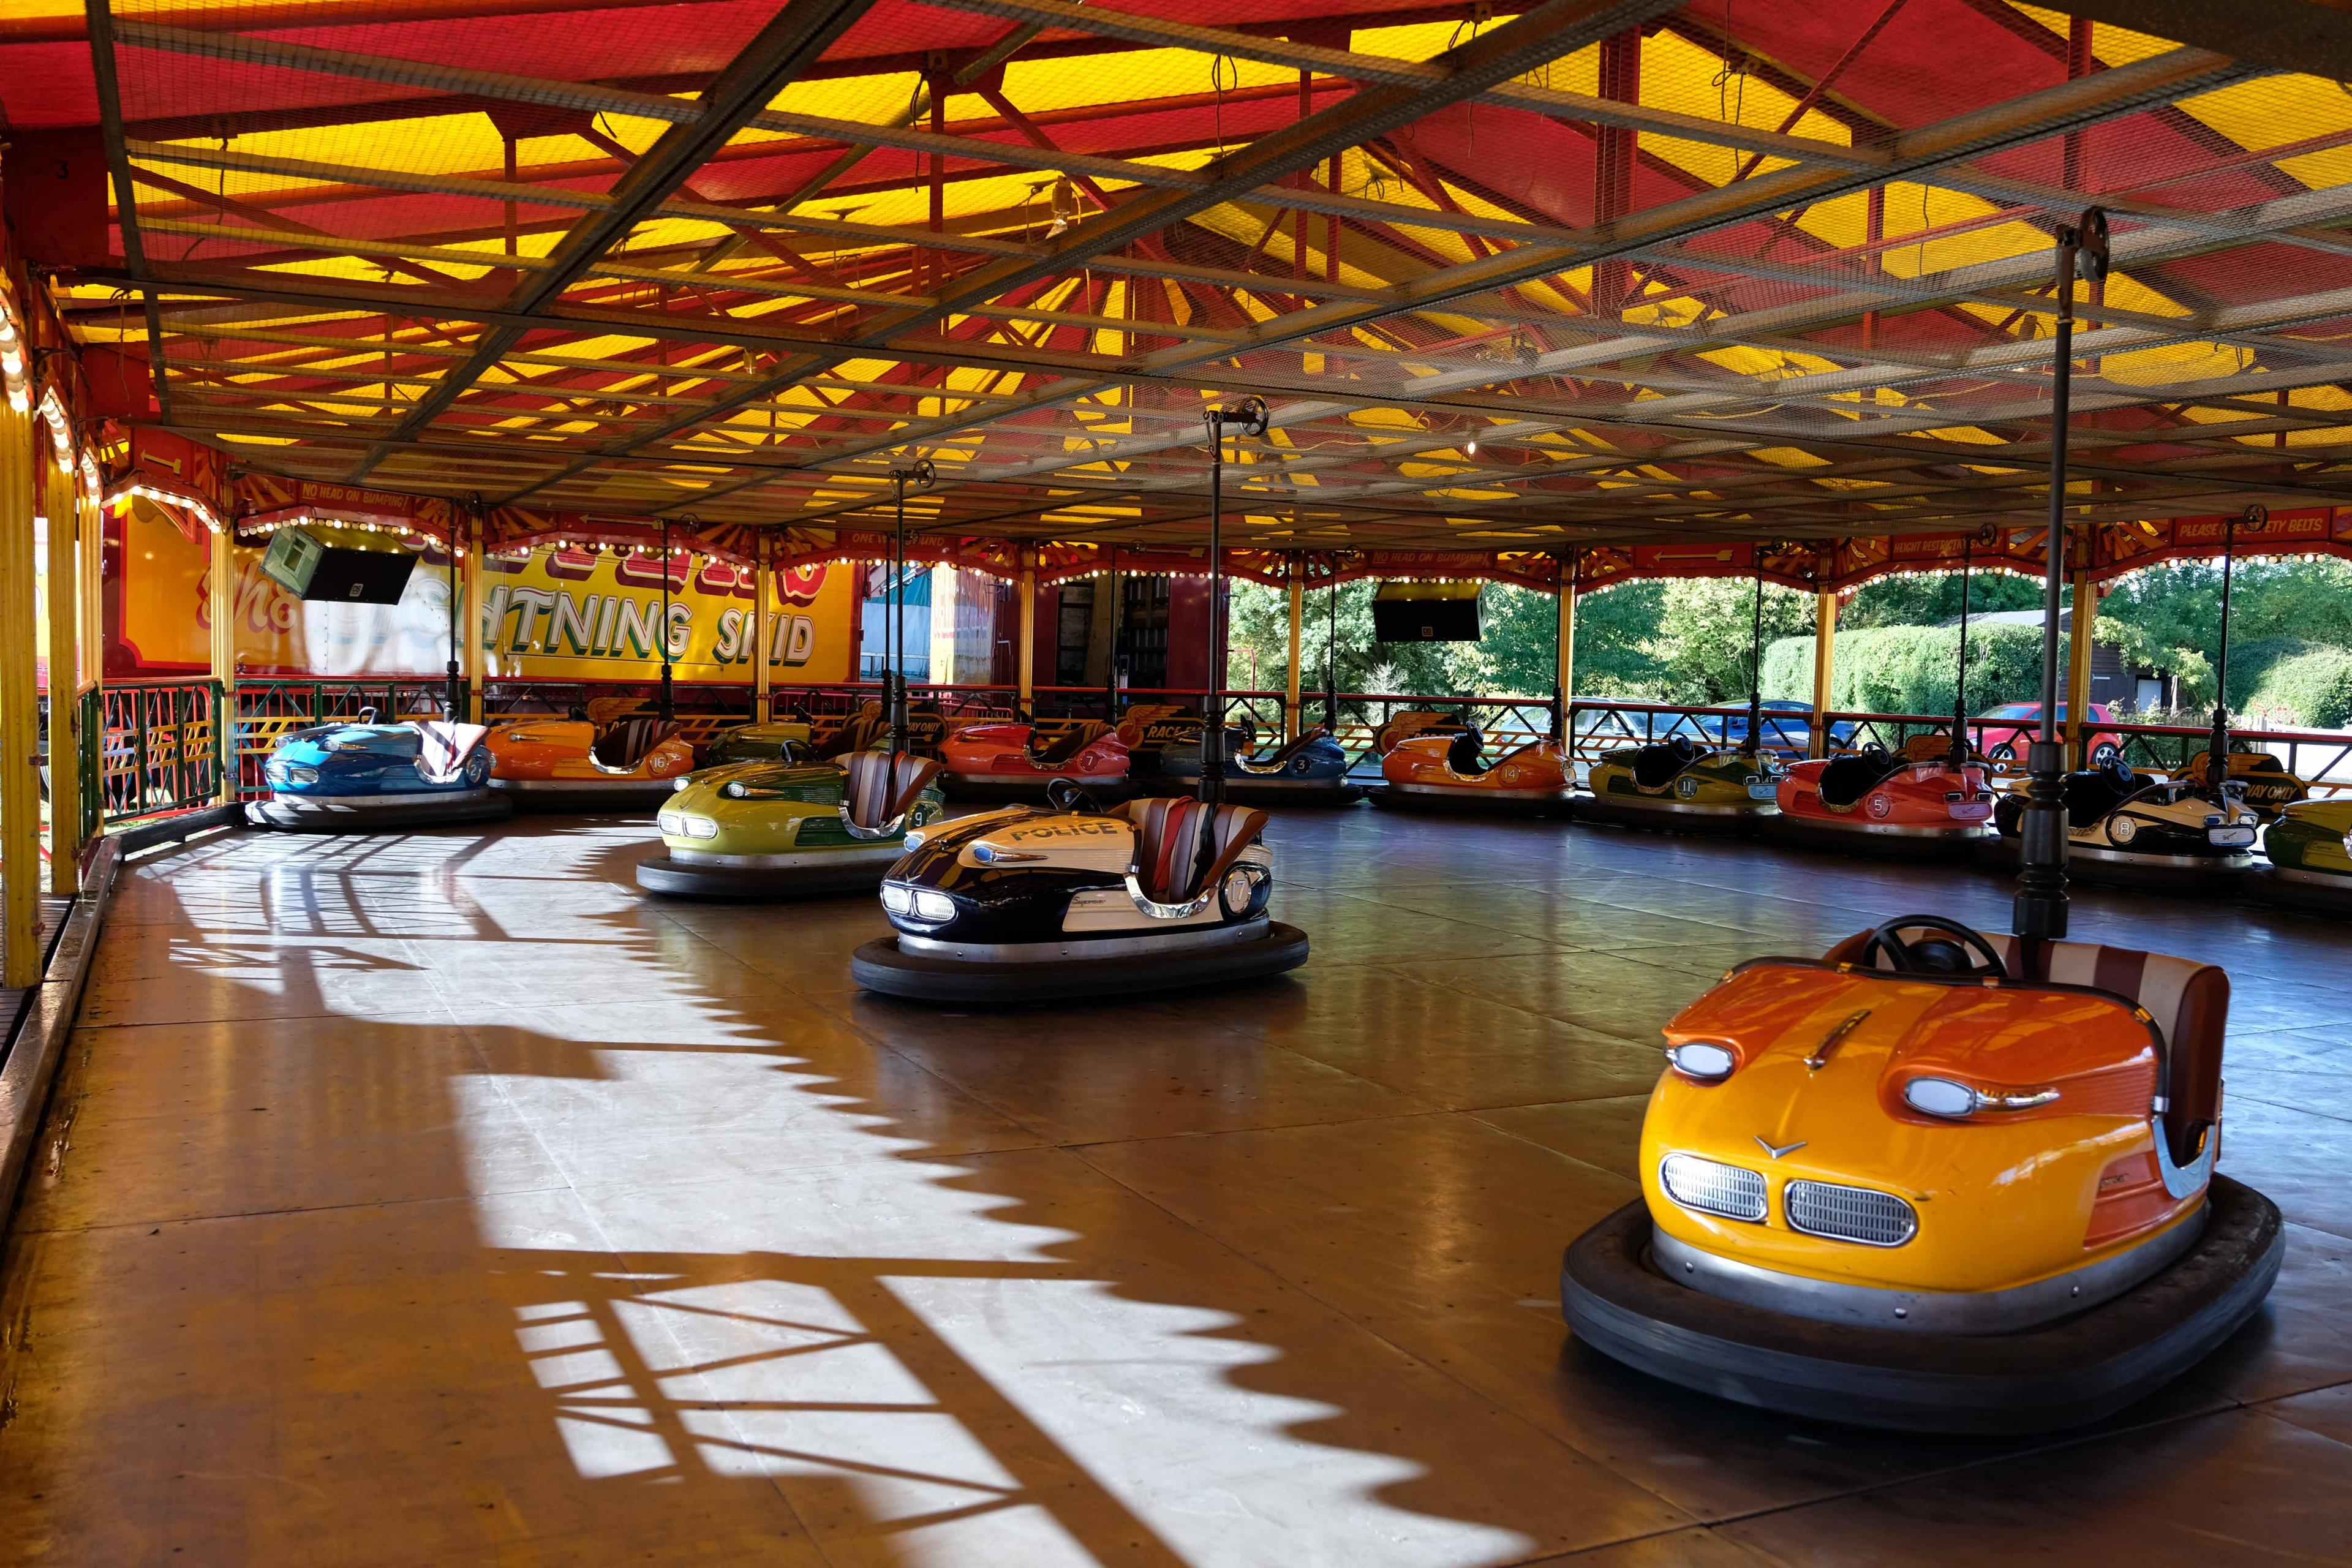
[1785, 1180, 1918, 1246]
[1659, 1154, 1766, 1222]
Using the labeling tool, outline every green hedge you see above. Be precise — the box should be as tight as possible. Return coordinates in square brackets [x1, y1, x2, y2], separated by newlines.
[1762, 622, 2048, 715]
[2240, 640, 2352, 729]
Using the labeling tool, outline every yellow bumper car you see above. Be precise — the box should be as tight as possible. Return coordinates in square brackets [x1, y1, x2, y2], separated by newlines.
[1561, 918, 2282, 1433]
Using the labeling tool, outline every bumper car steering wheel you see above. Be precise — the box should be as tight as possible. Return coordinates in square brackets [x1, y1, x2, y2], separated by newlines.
[1858, 914, 2008, 978]
[1047, 777, 1106, 815]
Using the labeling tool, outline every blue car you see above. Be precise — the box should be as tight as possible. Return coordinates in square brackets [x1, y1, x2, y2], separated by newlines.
[1159, 723, 1362, 807]
[249, 715, 514, 831]
[1692, 699, 1856, 758]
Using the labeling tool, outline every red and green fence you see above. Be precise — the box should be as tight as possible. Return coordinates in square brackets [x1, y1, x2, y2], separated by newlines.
[75, 675, 2352, 831]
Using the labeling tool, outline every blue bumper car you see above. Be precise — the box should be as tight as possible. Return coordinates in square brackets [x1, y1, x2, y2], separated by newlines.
[248, 715, 514, 831]
[1159, 724, 1362, 806]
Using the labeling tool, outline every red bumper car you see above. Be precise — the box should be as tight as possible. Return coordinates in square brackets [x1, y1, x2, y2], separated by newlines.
[1763, 737, 1995, 858]
[939, 719, 1131, 802]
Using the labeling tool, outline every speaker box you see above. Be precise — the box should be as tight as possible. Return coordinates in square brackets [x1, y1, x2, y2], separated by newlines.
[261, 529, 417, 605]
[1372, 583, 1482, 643]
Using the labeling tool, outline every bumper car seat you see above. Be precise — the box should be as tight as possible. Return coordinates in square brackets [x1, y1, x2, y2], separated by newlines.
[1445, 729, 1496, 778]
[2065, 756, 2154, 823]
[590, 715, 682, 772]
[1629, 736, 1705, 791]
[1127, 796, 1272, 905]
[843, 750, 944, 832]
[1031, 721, 1110, 767]
[1371, 711, 1470, 754]
[1245, 727, 1333, 772]
[818, 702, 888, 759]
[1816, 744, 1907, 809]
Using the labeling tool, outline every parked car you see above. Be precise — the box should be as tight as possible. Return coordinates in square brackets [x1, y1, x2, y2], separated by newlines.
[1691, 699, 1858, 758]
[1975, 702, 2124, 766]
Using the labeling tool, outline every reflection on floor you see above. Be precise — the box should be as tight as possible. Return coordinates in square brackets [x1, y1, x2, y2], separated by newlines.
[2, 812, 2348, 1566]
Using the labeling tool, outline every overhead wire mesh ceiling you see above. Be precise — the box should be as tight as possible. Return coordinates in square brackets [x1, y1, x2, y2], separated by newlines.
[14, 0, 2352, 550]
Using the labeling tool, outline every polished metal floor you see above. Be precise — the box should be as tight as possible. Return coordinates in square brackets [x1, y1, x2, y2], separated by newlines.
[2, 812, 2348, 1566]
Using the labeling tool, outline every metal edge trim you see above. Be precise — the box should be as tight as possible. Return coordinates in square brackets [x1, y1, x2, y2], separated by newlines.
[667, 843, 904, 869]
[1651, 1204, 2208, 1335]
[265, 787, 501, 808]
[897, 917, 1270, 963]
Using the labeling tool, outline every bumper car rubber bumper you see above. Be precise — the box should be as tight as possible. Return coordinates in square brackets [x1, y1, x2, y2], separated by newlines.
[1559, 1174, 2282, 1436]
[942, 773, 1133, 804]
[1757, 813, 1988, 859]
[636, 846, 903, 901]
[491, 776, 682, 811]
[1372, 782, 1573, 817]
[851, 919, 1309, 1005]
[2246, 864, 2352, 918]
[1198, 777, 1363, 807]
[1574, 792, 1769, 835]
[246, 788, 513, 832]
[1977, 835, 2253, 892]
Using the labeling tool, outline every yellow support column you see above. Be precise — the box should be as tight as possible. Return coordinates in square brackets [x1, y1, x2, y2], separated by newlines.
[45, 456, 80, 897]
[1283, 562, 1303, 742]
[1, 401, 40, 988]
[462, 518, 486, 723]
[2065, 568, 2097, 767]
[208, 524, 236, 803]
[753, 535, 774, 723]
[1810, 587, 1839, 759]
[1016, 557, 1036, 712]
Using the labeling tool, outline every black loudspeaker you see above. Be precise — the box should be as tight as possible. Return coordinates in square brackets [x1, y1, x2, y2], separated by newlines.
[299, 548, 416, 604]
[1372, 584, 1482, 643]
[261, 528, 417, 604]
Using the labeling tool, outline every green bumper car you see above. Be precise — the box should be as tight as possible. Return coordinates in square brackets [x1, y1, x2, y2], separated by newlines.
[1578, 738, 1781, 835]
[702, 718, 816, 766]
[2256, 798, 2352, 917]
[637, 750, 946, 900]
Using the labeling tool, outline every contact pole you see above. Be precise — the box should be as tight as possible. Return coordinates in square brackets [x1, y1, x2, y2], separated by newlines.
[1200, 411, 1225, 809]
[1745, 568, 1763, 757]
[1950, 537, 1972, 772]
[884, 459, 932, 764]
[892, 471, 906, 767]
[2016, 207, 2106, 947]
[445, 502, 464, 719]
[658, 518, 676, 722]
[1104, 546, 1120, 724]
[2207, 507, 2253, 796]
[1325, 560, 1339, 733]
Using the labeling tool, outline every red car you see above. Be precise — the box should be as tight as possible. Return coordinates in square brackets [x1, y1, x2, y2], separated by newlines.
[1975, 702, 2124, 767]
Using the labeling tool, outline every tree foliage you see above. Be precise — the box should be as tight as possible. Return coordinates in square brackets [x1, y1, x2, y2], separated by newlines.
[1223, 556, 2352, 729]
[1763, 623, 2046, 715]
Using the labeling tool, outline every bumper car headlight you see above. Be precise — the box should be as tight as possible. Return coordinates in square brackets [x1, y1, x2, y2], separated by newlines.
[1902, 1077, 2061, 1118]
[1664, 1041, 1736, 1081]
[1903, 1076, 1981, 1118]
[911, 889, 956, 923]
[1658, 1153, 1766, 1223]
[673, 776, 693, 793]
[881, 882, 914, 916]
